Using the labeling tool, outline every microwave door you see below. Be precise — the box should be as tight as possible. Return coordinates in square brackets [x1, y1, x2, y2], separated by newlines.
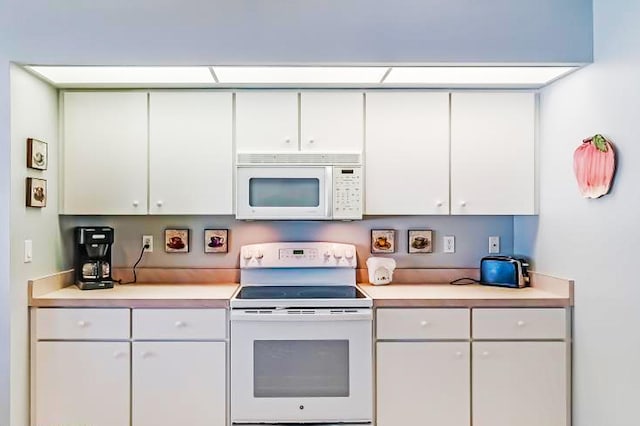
[236, 167, 331, 220]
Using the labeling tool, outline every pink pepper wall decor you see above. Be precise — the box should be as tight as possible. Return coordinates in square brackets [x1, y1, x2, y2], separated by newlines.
[573, 134, 616, 199]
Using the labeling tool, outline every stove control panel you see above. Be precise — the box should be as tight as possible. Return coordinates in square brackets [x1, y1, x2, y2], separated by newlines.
[279, 248, 319, 260]
[241, 242, 357, 268]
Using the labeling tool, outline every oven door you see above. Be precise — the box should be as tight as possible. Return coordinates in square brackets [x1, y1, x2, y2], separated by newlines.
[236, 166, 332, 220]
[231, 309, 373, 424]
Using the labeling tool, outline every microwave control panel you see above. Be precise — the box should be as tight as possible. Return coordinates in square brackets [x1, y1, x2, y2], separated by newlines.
[333, 166, 363, 219]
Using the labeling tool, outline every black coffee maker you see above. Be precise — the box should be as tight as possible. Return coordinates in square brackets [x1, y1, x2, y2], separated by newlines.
[74, 227, 115, 290]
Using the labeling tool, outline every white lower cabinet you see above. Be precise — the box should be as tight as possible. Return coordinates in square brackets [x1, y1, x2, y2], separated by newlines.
[375, 307, 570, 426]
[377, 341, 470, 426]
[473, 341, 568, 426]
[32, 308, 228, 426]
[34, 341, 130, 426]
[133, 341, 226, 426]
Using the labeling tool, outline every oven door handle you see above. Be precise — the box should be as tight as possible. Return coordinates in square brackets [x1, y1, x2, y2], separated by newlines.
[231, 310, 372, 322]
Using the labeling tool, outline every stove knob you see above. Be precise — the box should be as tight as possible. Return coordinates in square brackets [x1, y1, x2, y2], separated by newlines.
[333, 249, 344, 260]
[324, 250, 333, 259]
[345, 249, 355, 260]
[243, 250, 253, 260]
[254, 250, 264, 259]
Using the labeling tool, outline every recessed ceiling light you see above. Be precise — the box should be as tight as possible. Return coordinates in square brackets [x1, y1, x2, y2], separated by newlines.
[213, 66, 388, 84]
[26, 66, 215, 84]
[383, 66, 577, 85]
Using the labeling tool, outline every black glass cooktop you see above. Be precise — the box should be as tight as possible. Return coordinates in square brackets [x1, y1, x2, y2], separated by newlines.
[237, 285, 363, 300]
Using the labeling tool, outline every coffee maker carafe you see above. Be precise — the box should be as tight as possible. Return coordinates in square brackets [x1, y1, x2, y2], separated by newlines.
[74, 227, 115, 290]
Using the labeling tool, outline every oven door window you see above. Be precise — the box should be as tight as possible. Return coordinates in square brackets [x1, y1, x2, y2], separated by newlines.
[254, 340, 349, 398]
[249, 178, 320, 208]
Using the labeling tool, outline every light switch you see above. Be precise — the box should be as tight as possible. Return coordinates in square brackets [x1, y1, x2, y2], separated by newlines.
[24, 240, 33, 263]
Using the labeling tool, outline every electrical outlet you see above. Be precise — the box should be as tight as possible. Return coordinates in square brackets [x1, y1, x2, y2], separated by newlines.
[489, 236, 500, 254]
[142, 235, 153, 253]
[443, 236, 455, 253]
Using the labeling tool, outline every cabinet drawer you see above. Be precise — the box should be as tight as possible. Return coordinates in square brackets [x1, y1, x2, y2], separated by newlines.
[473, 308, 567, 340]
[35, 308, 130, 340]
[133, 309, 227, 340]
[377, 308, 470, 340]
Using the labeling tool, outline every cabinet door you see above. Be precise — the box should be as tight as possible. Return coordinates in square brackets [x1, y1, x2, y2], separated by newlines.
[365, 92, 450, 214]
[236, 91, 299, 152]
[377, 342, 470, 426]
[473, 341, 568, 426]
[149, 92, 233, 214]
[300, 91, 363, 152]
[133, 341, 226, 426]
[34, 341, 130, 426]
[451, 92, 536, 215]
[62, 91, 148, 214]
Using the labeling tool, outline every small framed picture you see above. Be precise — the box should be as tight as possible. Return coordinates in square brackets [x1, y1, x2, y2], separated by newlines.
[204, 229, 228, 253]
[26, 178, 47, 208]
[371, 229, 396, 253]
[27, 138, 48, 170]
[408, 229, 434, 253]
[165, 229, 190, 253]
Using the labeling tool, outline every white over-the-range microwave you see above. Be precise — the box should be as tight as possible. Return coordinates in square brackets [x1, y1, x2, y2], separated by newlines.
[236, 152, 363, 220]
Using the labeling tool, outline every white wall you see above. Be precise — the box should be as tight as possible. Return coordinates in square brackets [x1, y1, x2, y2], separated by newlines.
[0, 60, 12, 426]
[514, 0, 640, 424]
[9, 65, 61, 426]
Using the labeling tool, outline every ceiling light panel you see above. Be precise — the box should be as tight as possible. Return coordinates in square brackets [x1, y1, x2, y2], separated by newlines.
[26, 66, 215, 84]
[384, 66, 576, 85]
[213, 66, 388, 84]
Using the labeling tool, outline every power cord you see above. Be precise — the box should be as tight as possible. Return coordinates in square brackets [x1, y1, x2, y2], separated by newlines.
[449, 277, 480, 285]
[115, 243, 149, 285]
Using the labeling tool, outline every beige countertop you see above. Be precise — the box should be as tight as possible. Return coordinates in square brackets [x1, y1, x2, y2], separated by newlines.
[358, 282, 572, 308]
[30, 280, 239, 308]
[29, 269, 573, 309]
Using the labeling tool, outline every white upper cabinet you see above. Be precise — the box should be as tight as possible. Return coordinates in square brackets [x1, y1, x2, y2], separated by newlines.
[451, 92, 536, 215]
[149, 92, 233, 215]
[235, 91, 299, 152]
[365, 92, 450, 215]
[62, 92, 148, 214]
[300, 91, 364, 152]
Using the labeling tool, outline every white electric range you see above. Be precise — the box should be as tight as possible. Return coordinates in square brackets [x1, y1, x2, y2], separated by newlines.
[230, 242, 373, 425]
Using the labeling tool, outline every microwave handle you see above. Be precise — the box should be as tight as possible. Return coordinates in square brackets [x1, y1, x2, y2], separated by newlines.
[325, 166, 333, 217]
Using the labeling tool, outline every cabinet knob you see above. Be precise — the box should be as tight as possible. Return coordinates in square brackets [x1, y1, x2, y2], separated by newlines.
[77, 320, 88, 328]
[455, 351, 463, 358]
[481, 351, 490, 358]
[132, 200, 139, 207]
[459, 201, 467, 207]
[174, 321, 186, 328]
[141, 351, 153, 359]
[309, 139, 315, 144]
[517, 320, 526, 327]
[435, 200, 443, 207]
[156, 200, 163, 207]
[285, 138, 291, 144]
[420, 320, 430, 327]
[113, 351, 127, 359]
